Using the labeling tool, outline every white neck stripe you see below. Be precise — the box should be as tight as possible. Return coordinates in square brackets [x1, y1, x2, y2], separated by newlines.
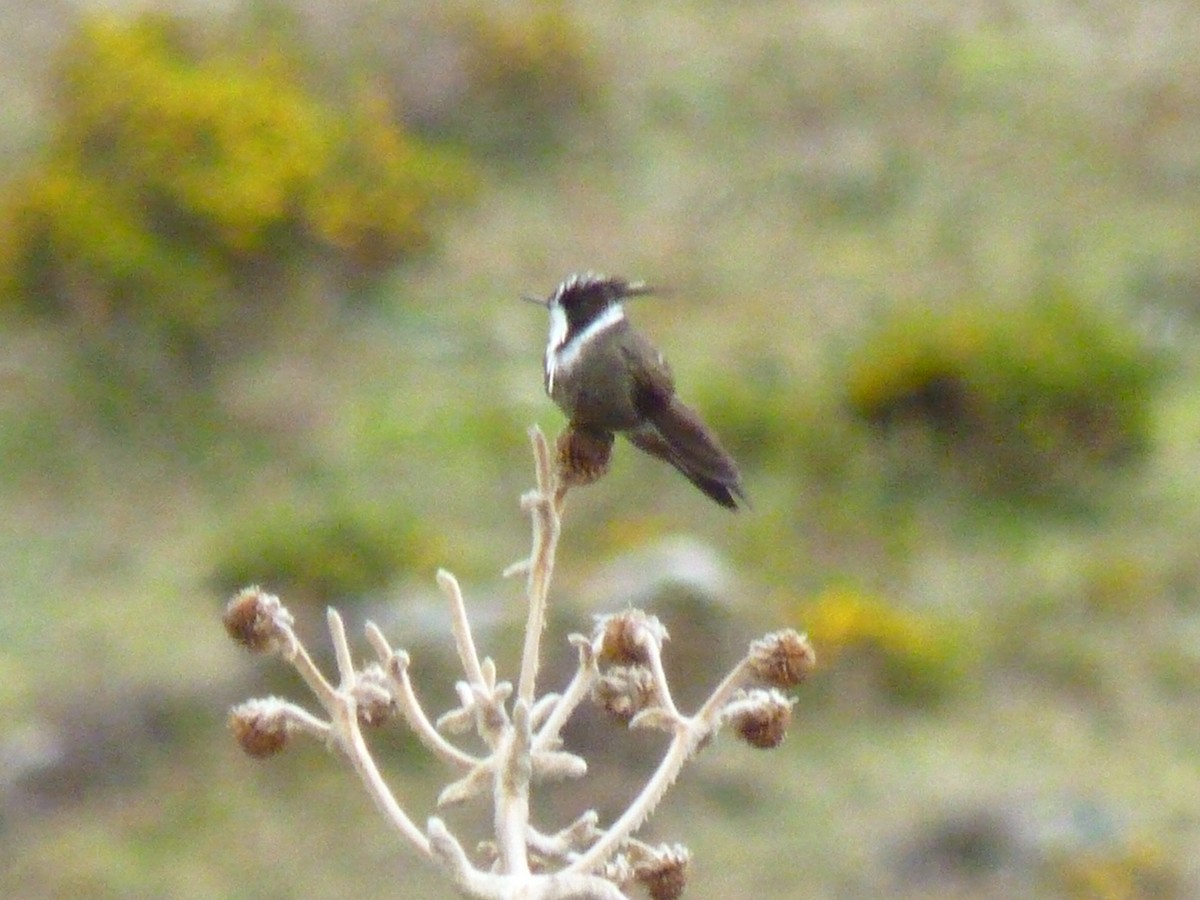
[545, 303, 625, 394]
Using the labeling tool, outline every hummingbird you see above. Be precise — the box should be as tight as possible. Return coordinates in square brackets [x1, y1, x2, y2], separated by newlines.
[526, 272, 746, 510]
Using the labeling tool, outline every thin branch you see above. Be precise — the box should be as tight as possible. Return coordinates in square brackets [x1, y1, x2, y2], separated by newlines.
[278, 701, 334, 742]
[320, 642, 433, 859]
[362, 624, 479, 770]
[563, 724, 697, 877]
[534, 639, 599, 752]
[327, 608, 356, 690]
[640, 631, 682, 723]
[526, 811, 601, 861]
[427, 818, 489, 895]
[438, 569, 488, 689]
[688, 656, 755, 730]
[279, 620, 339, 712]
[517, 426, 562, 707]
[566, 656, 757, 877]
[494, 701, 533, 877]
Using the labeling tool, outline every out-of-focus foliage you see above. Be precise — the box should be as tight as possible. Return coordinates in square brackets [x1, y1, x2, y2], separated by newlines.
[3, 0, 1198, 895]
[450, 6, 600, 155]
[844, 287, 1161, 497]
[212, 499, 443, 607]
[383, 4, 602, 159]
[0, 12, 476, 372]
[1053, 838, 1186, 899]
[693, 352, 804, 467]
[803, 587, 968, 705]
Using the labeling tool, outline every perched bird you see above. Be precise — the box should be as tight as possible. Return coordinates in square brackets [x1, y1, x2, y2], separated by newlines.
[526, 272, 746, 509]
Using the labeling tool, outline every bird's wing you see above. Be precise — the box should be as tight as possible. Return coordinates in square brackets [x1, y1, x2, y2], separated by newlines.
[620, 331, 674, 411]
[622, 337, 743, 491]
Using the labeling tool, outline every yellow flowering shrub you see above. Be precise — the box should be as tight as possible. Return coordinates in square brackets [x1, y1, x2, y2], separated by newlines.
[844, 290, 1158, 496]
[803, 587, 966, 704]
[0, 12, 476, 365]
[53, 16, 333, 256]
[305, 91, 474, 268]
[1054, 839, 1183, 899]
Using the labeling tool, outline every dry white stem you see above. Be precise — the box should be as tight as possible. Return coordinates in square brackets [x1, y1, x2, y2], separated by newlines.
[526, 811, 602, 861]
[495, 701, 534, 876]
[428, 817, 481, 892]
[566, 653, 758, 877]
[276, 615, 339, 712]
[438, 679, 510, 747]
[517, 427, 562, 708]
[687, 655, 755, 731]
[326, 608, 356, 690]
[502, 558, 531, 579]
[259, 609, 438, 861]
[228, 423, 807, 899]
[277, 702, 333, 741]
[529, 692, 561, 731]
[438, 703, 476, 735]
[293, 613, 434, 860]
[429, 814, 628, 900]
[335, 695, 433, 859]
[533, 639, 599, 752]
[367, 631, 479, 771]
[477, 681, 514, 740]
[627, 708, 677, 733]
[481, 656, 499, 691]
[439, 760, 495, 807]
[638, 628, 683, 724]
[564, 724, 696, 878]
[439, 568, 489, 689]
[530, 749, 587, 783]
[363, 618, 393, 660]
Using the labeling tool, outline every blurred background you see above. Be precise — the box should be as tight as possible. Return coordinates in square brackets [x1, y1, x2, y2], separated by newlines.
[1, 0, 1198, 897]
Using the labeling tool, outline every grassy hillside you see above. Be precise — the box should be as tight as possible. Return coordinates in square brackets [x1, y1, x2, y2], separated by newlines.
[1, 1, 1198, 897]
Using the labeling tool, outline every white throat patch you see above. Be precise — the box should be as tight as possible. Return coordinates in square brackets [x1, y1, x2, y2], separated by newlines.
[545, 302, 625, 394]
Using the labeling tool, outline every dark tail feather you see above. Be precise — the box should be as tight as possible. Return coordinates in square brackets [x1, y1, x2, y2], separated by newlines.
[626, 399, 746, 510]
[682, 467, 746, 510]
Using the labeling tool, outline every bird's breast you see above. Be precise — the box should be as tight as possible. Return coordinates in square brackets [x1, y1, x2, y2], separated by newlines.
[550, 346, 642, 432]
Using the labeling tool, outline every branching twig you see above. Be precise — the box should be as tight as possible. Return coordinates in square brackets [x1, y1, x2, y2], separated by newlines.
[439, 568, 489, 689]
[364, 622, 480, 770]
[534, 636, 598, 753]
[222, 426, 815, 899]
[517, 427, 563, 708]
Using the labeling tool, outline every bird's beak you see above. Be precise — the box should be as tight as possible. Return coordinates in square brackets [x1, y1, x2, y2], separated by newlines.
[521, 294, 548, 308]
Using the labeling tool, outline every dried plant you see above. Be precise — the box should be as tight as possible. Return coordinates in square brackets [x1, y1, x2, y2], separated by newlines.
[224, 426, 814, 899]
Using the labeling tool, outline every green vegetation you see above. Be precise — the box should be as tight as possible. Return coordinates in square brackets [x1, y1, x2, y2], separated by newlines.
[2, 0, 1199, 897]
[0, 12, 476, 375]
[804, 587, 968, 705]
[844, 286, 1161, 498]
[212, 500, 442, 607]
[438, 5, 602, 156]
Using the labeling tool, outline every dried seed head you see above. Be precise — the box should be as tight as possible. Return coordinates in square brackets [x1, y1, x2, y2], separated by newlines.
[354, 664, 398, 727]
[556, 426, 614, 488]
[594, 609, 668, 666]
[222, 586, 294, 655]
[592, 665, 658, 723]
[635, 844, 692, 900]
[725, 689, 795, 750]
[748, 629, 816, 688]
[229, 699, 290, 758]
